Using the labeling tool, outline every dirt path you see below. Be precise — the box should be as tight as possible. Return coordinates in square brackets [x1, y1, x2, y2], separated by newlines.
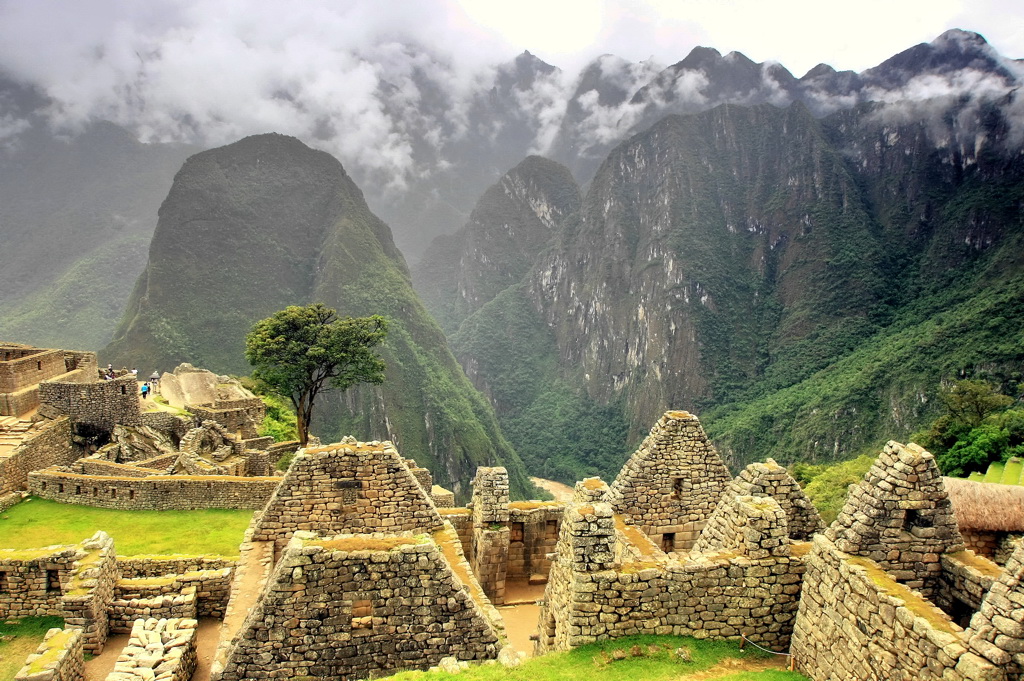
[675, 654, 789, 679]
[83, 632, 129, 681]
[530, 477, 574, 502]
[191, 618, 221, 681]
[497, 582, 546, 658]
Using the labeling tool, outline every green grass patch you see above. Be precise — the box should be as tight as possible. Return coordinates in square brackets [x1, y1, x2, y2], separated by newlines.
[982, 462, 1005, 483]
[1000, 457, 1023, 485]
[0, 617, 64, 681]
[0, 499, 252, 556]
[387, 635, 807, 681]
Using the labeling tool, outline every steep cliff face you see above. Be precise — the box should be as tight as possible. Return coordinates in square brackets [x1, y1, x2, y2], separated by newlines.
[103, 133, 529, 498]
[434, 94, 1024, 477]
[415, 155, 581, 333]
[531, 103, 886, 433]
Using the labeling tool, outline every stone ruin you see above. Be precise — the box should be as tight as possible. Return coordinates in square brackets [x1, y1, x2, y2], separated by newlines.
[1, 529, 221, 681]
[536, 412, 820, 655]
[0, 343, 292, 513]
[3, 343, 1024, 681]
[791, 441, 1024, 681]
[606, 410, 733, 551]
[211, 439, 504, 680]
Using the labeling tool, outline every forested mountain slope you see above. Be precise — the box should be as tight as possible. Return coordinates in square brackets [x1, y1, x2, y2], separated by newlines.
[103, 133, 531, 498]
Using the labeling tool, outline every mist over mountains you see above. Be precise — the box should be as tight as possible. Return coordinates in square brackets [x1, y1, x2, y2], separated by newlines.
[1, 27, 1023, 487]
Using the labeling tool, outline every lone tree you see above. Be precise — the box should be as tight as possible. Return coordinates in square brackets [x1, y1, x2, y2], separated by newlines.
[245, 304, 388, 445]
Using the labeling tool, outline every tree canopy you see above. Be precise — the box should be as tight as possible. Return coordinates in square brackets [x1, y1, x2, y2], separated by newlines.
[244, 304, 388, 445]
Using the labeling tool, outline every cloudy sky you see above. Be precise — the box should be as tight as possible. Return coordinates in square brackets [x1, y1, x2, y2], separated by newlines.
[0, 0, 1020, 204]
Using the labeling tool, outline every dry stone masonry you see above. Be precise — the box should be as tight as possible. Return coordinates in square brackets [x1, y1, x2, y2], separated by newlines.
[607, 410, 732, 551]
[14, 627, 84, 681]
[214, 532, 502, 680]
[107, 618, 197, 681]
[792, 441, 1024, 681]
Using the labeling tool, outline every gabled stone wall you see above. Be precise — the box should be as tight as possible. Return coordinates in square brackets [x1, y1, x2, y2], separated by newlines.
[717, 459, 824, 540]
[606, 411, 732, 551]
[213, 531, 502, 681]
[536, 493, 806, 655]
[825, 441, 964, 597]
[791, 441, 1024, 681]
[251, 440, 444, 550]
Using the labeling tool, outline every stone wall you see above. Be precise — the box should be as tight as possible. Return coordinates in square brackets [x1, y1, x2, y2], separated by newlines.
[507, 502, 563, 583]
[936, 551, 1001, 625]
[212, 531, 502, 681]
[791, 441, 1024, 681]
[117, 556, 237, 578]
[250, 440, 444, 550]
[14, 627, 84, 681]
[439, 508, 473, 557]
[606, 411, 732, 551]
[108, 588, 198, 632]
[825, 441, 964, 598]
[79, 458, 162, 478]
[716, 460, 823, 540]
[38, 375, 142, 432]
[61, 532, 117, 655]
[997, 534, 1024, 565]
[0, 417, 77, 495]
[0, 347, 66, 392]
[962, 529, 1000, 559]
[470, 468, 510, 603]
[29, 468, 279, 510]
[0, 544, 78, 618]
[536, 496, 806, 655]
[116, 568, 232, 618]
[189, 400, 264, 440]
[109, 618, 198, 681]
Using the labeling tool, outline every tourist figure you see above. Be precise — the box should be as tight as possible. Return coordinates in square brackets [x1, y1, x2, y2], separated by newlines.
[131, 367, 138, 377]
[141, 382, 150, 399]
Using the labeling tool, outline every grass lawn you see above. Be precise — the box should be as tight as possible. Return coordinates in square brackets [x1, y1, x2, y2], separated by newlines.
[0, 498, 253, 556]
[388, 635, 808, 681]
[0, 617, 64, 681]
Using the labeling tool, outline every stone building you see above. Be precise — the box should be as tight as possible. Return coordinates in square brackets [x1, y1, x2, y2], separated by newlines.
[211, 439, 504, 680]
[0, 344, 96, 417]
[536, 457, 812, 656]
[606, 410, 733, 551]
[791, 441, 1024, 681]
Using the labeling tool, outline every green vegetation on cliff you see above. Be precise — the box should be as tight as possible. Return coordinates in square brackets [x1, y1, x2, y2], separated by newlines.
[102, 134, 530, 498]
[423, 100, 1024, 480]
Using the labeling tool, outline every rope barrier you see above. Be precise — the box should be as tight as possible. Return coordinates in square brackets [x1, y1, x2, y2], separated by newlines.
[739, 633, 796, 671]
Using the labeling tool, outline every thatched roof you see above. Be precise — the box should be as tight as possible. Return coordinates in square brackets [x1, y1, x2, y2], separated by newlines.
[943, 476, 1024, 532]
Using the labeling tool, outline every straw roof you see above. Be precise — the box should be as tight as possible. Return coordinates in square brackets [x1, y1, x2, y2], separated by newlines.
[943, 476, 1024, 532]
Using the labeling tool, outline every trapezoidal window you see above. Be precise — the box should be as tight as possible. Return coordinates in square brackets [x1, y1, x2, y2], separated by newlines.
[903, 509, 933, 533]
[661, 532, 676, 553]
[671, 477, 685, 500]
[46, 570, 60, 592]
[351, 599, 373, 631]
[0, 571, 7, 592]
[546, 520, 558, 540]
[510, 522, 525, 543]
[337, 480, 361, 506]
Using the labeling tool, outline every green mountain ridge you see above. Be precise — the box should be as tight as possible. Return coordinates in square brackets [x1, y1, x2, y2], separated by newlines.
[102, 133, 530, 499]
[422, 99, 1024, 481]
